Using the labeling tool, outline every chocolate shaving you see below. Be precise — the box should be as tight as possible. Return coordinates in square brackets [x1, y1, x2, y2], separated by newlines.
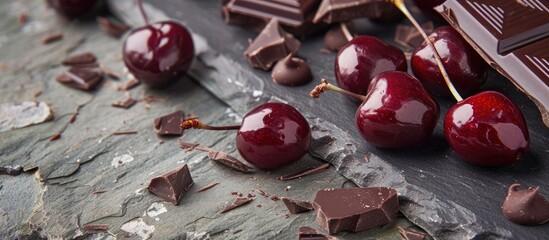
[112, 93, 137, 109]
[18, 12, 28, 25]
[257, 189, 269, 197]
[42, 31, 63, 44]
[298, 226, 333, 240]
[398, 226, 428, 240]
[99, 63, 120, 80]
[282, 197, 314, 214]
[97, 17, 130, 38]
[61, 52, 97, 66]
[180, 141, 255, 173]
[196, 182, 220, 193]
[112, 131, 138, 135]
[49, 131, 62, 141]
[82, 224, 109, 232]
[0, 165, 23, 176]
[220, 196, 254, 213]
[277, 163, 330, 181]
[270, 195, 280, 201]
[117, 78, 140, 91]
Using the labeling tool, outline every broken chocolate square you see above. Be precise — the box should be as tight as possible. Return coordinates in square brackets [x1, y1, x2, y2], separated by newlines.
[56, 67, 103, 91]
[220, 196, 254, 213]
[313, 187, 399, 234]
[61, 52, 97, 66]
[154, 111, 184, 135]
[244, 18, 300, 71]
[147, 164, 194, 205]
[282, 197, 314, 214]
[298, 226, 333, 240]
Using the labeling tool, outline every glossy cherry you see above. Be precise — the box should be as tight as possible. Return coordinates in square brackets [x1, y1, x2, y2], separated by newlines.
[122, 0, 194, 88]
[181, 102, 311, 169]
[335, 35, 407, 97]
[412, 26, 487, 97]
[444, 91, 529, 167]
[46, 0, 98, 19]
[311, 71, 439, 148]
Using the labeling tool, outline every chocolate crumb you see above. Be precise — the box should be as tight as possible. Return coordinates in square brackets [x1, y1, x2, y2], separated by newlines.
[256, 204, 262, 208]
[220, 196, 254, 213]
[18, 12, 28, 25]
[42, 31, 63, 44]
[82, 224, 108, 232]
[196, 182, 220, 193]
[179, 142, 256, 173]
[112, 131, 138, 135]
[34, 90, 42, 98]
[49, 131, 62, 141]
[117, 78, 140, 91]
[277, 163, 330, 181]
[112, 93, 137, 109]
[258, 189, 269, 197]
[270, 195, 280, 201]
[398, 226, 428, 240]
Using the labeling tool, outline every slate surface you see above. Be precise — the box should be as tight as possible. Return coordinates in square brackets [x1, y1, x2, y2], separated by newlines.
[0, 0, 418, 239]
[110, 0, 549, 239]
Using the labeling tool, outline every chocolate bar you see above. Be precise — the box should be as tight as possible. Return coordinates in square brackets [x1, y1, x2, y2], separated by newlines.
[222, 0, 324, 36]
[436, 0, 549, 127]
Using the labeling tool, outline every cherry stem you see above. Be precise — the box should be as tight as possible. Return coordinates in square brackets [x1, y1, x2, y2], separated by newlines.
[388, 0, 463, 102]
[136, 0, 151, 26]
[180, 119, 241, 131]
[310, 79, 366, 101]
[340, 22, 354, 41]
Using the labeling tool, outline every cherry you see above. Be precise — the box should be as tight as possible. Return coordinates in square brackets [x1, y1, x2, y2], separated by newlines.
[411, 26, 487, 97]
[122, 0, 194, 88]
[444, 92, 529, 167]
[385, 0, 530, 166]
[46, 0, 98, 19]
[335, 36, 406, 97]
[311, 72, 439, 149]
[180, 102, 311, 169]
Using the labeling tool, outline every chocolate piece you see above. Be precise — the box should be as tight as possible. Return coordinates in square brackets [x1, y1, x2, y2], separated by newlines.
[502, 183, 549, 225]
[437, 0, 549, 127]
[82, 224, 109, 232]
[0, 101, 52, 133]
[313, 0, 393, 24]
[112, 131, 138, 135]
[244, 19, 300, 71]
[257, 189, 269, 197]
[272, 54, 312, 86]
[298, 227, 332, 240]
[270, 195, 280, 201]
[18, 12, 28, 25]
[56, 67, 103, 91]
[179, 141, 256, 173]
[99, 64, 120, 80]
[147, 164, 194, 205]
[394, 22, 434, 50]
[112, 93, 137, 109]
[196, 182, 219, 193]
[222, 0, 323, 36]
[61, 52, 97, 66]
[398, 226, 428, 240]
[313, 187, 399, 234]
[282, 197, 314, 214]
[42, 31, 63, 44]
[117, 77, 141, 91]
[154, 111, 184, 135]
[0, 165, 23, 176]
[324, 22, 355, 51]
[97, 17, 130, 38]
[220, 196, 254, 213]
[49, 131, 62, 141]
[277, 163, 330, 181]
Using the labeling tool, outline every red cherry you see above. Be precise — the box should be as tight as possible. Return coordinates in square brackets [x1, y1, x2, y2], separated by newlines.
[122, 0, 194, 88]
[411, 26, 487, 97]
[444, 91, 529, 167]
[46, 0, 98, 19]
[181, 102, 311, 169]
[335, 36, 407, 97]
[311, 71, 439, 149]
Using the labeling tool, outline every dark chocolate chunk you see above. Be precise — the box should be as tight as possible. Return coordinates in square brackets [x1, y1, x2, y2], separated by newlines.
[61, 52, 97, 66]
[147, 164, 194, 206]
[117, 77, 141, 91]
[154, 111, 184, 135]
[0, 165, 23, 176]
[323, 22, 355, 51]
[394, 22, 434, 49]
[437, 0, 549, 127]
[502, 183, 549, 225]
[42, 31, 63, 44]
[272, 54, 312, 86]
[313, 0, 394, 24]
[313, 187, 399, 234]
[179, 141, 256, 173]
[220, 196, 254, 213]
[244, 18, 300, 71]
[82, 224, 109, 232]
[97, 17, 130, 38]
[398, 226, 428, 240]
[196, 182, 220, 193]
[298, 226, 332, 240]
[112, 93, 137, 109]
[277, 163, 330, 181]
[56, 67, 103, 91]
[282, 197, 314, 214]
[222, 0, 323, 36]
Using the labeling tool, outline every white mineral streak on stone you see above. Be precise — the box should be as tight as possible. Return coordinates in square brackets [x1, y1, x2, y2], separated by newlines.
[111, 154, 134, 168]
[0, 101, 53, 132]
[135, 188, 145, 196]
[120, 218, 155, 240]
[252, 90, 263, 97]
[90, 232, 116, 240]
[146, 202, 167, 218]
[224, 108, 243, 123]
